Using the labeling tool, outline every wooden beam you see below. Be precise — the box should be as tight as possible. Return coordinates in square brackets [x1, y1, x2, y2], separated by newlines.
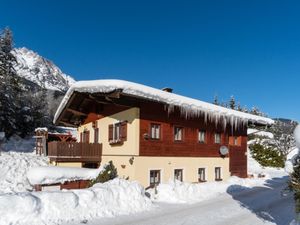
[60, 120, 77, 127]
[67, 108, 88, 117]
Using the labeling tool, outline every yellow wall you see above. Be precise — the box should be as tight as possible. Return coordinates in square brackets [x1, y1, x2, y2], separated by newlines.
[50, 161, 82, 168]
[101, 155, 230, 187]
[78, 107, 140, 156]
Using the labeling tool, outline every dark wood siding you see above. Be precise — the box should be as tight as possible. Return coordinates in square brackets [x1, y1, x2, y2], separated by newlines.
[139, 101, 248, 177]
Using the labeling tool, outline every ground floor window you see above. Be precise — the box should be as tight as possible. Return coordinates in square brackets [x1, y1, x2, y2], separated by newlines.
[198, 168, 206, 182]
[150, 170, 161, 187]
[174, 169, 183, 182]
[215, 167, 222, 181]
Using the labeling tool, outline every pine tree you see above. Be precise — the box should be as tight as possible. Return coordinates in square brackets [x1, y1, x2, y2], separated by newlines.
[0, 28, 21, 137]
[213, 95, 219, 105]
[229, 96, 236, 109]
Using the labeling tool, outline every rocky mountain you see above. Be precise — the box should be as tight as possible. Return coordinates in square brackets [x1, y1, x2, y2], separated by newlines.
[12, 47, 75, 92]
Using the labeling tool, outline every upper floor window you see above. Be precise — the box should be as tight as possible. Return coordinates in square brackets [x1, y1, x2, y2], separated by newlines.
[198, 130, 206, 143]
[109, 122, 127, 144]
[174, 126, 183, 141]
[94, 128, 99, 143]
[150, 124, 161, 140]
[81, 130, 90, 143]
[229, 136, 241, 146]
[214, 133, 221, 144]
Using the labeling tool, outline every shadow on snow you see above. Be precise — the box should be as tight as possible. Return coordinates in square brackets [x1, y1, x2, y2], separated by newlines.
[227, 176, 295, 225]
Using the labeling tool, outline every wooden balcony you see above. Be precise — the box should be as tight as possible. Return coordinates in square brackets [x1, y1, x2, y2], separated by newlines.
[48, 142, 102, 162]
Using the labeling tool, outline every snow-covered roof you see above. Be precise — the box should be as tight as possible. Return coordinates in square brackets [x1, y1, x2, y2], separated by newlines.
[54, 79, 274, 127]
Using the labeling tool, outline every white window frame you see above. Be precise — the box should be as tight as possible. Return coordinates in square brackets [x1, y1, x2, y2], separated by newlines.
[198, 130, 206, 143]
[112, 123, 121, 142]
[174, 126, 183, 141]
[150, 124, 161, 140]
[215, 133, 221, 144]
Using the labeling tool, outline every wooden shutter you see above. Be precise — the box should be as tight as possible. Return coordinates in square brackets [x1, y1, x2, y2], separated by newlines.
[80, 132, 83, 142]
[108, 124, 113, 141]
[121, 122, 127, 141]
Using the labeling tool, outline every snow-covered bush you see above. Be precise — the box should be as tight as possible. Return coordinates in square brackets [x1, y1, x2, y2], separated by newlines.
[89, 161, 118, 186]
[249, 143, 285, 168]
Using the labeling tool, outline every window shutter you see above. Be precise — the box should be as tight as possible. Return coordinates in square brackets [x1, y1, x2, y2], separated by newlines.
[80, 132, 83, 142]
[108, 124, 113, 141]
[121, 122, 127, 141]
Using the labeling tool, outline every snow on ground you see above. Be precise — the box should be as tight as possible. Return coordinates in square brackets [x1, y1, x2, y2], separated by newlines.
[0, 178, 152, 225]
[147, 145, 287, 204]
[0, 152, 48, 194]
[27, 166, 104, 185]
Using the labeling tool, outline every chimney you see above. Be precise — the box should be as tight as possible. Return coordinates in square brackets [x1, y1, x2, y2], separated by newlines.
[162, 87, 173, 93]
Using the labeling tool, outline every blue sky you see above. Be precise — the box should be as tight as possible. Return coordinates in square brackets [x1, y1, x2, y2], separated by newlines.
[1, 0, 300, 121]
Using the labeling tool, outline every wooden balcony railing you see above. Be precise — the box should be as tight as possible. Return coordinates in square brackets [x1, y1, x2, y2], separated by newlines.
[48, 142, 102, 162]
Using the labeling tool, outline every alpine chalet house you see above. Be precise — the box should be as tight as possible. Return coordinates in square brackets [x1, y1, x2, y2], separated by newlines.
[52, 79, 273, 187]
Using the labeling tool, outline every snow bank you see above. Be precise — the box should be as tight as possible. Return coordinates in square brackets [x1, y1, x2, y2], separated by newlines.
[27, 166, 104, 185]
[147, 177, 269, 204]
[0, 152, 48, 194]
[0, 178, 152, 225]
[54, 79, 274, 128]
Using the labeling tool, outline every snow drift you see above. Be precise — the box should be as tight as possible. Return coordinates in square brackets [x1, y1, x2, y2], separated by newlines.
[0, 178, 152, 225]
[0, 152, 48, 194]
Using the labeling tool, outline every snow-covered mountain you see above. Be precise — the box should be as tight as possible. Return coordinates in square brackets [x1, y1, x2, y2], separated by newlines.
[12, 47, 75, 92]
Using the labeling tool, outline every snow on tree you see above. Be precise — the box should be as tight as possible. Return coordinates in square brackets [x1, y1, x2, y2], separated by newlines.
[269, 119, 297, 160]
[0, 28, 21, 137]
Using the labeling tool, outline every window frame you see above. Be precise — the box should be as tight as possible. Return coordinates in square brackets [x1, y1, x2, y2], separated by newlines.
[198, 130, 206, 143]
[174, 169, 183, 182]
[174, 126, 184, 142]
[150, 123, 161, 140]
[215, 167, 222, 181]
[149, 170, 161, 187]
[94, 128, 99, 144]
[214, 133, 221, 144]
[198, 168, 206, 182]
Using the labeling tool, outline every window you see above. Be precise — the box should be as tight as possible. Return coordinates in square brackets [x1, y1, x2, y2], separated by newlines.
[113, 123, 121, 141]
[150, 170, 161, 186]
[198, 168, 206, 182]
[174, 169, 183, 182]
[174, 126, 183, 141]
[229, 136, 241, 146]
[234, 136, 238, 146]
[109, 122, 127, 144]
[215, 133, 221, 144]
[94, 128, 99, 143]
[198, 130, 206, 143]
[150, 124, 161, 140]
[215, 167, 222, 181]
[81, 131, 90, 143]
